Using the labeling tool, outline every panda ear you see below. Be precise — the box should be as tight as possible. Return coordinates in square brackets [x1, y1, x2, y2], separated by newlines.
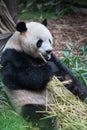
[16, 22, 27, 33]
[42, 19, 47, 27]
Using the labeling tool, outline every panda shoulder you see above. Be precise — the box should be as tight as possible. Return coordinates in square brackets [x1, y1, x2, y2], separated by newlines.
[3, 31, 21, 51]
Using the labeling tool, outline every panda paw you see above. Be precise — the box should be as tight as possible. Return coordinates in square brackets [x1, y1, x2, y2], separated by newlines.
[47, 61, 58, 76]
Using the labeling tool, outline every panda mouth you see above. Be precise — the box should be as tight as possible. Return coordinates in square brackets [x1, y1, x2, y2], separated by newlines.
[46, 53, 51, 60]
[39, 52, 52, 62]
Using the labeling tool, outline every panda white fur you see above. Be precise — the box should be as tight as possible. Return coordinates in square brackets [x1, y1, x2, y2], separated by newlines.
[1, 20, 59, 130]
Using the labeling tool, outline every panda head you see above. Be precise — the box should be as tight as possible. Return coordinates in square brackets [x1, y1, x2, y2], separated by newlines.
[16, 20, 53, 60]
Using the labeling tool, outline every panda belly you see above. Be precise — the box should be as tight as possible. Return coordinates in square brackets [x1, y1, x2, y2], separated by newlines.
[4, 86, 52, 115]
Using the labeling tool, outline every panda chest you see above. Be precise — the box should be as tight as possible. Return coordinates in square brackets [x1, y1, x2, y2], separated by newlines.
[13, 51, 45, 70]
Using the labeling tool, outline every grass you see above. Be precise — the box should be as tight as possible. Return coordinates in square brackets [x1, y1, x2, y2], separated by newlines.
[0, 93, 34, 130]
[0, 109, 31, 130]
[62, 43, 87, 87]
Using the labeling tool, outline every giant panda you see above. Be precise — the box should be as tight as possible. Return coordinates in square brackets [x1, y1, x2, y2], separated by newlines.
[1, 20, 59, 130]
[1, 20, 87, 130]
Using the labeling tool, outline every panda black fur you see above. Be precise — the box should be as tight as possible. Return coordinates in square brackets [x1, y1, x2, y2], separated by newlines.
[1, 21, 59, 130]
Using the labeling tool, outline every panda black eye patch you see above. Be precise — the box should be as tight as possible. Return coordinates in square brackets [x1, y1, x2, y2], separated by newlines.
[49, 39, 51, 44]
[36, 39, 43, 48]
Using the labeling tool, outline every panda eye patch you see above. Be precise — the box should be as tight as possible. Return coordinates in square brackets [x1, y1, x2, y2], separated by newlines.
[37, 39, 43, 48]
[49, 39, 51, 44]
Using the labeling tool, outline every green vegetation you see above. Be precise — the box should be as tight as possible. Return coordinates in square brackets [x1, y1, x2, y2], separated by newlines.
[0, 95, 33, 130]
[19, 0, 58, 20]
[19, 0, 87, 20]
[19, 9, 57, 20]
[0, 109, 31, 130]
[62, 43, 87, 87]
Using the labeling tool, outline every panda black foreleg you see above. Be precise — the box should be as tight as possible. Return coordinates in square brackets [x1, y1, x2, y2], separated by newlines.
[50, 53, 87, 100]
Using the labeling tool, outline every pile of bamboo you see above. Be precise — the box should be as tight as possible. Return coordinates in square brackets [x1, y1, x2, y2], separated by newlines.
[47, 76, 87, 130]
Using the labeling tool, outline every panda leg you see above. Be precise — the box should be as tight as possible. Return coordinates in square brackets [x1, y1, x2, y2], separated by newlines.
[21, 104, 46, 122]
[22, 104, 59, 130]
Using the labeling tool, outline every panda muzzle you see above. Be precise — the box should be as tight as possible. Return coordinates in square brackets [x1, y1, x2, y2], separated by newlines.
[46, 50, 52, 60]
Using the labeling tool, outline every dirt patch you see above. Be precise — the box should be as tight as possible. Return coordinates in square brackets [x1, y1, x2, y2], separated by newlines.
[48, 13, 87, 57]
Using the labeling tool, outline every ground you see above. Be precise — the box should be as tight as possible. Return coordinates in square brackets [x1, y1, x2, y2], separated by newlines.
[47, 13, 87, 57]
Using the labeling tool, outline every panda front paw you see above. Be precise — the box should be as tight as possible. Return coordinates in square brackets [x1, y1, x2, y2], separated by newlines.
[47, 61, 58, 76]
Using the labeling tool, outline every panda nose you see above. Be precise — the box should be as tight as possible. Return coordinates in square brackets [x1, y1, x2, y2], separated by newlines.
[46, 50, 52, 54]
